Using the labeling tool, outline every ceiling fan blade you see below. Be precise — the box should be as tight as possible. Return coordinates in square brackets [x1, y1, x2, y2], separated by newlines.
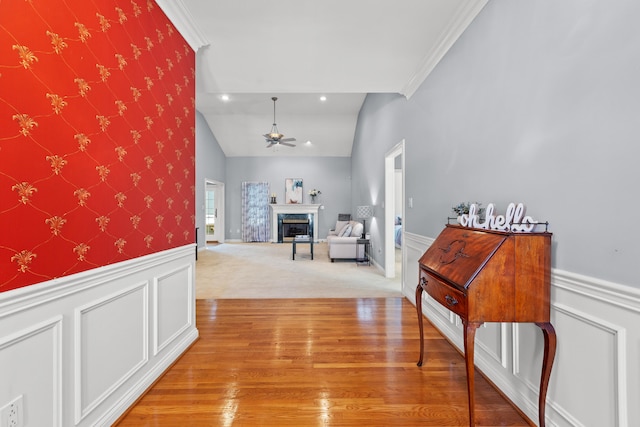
[280, 137, 296, 142]
[266, 142, 275, 148]
[280, 142, 296, 147]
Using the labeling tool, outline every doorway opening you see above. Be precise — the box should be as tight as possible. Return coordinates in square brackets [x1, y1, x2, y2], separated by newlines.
[384, 140, 404, 282]
[205, 180, 225, 244]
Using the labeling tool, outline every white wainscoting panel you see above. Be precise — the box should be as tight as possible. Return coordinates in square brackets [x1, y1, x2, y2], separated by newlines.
[0, 245, 197, 427]
[476, 322, 508, 369]
[401, 231, 432, 302]
[0, 316, 62, 427]
[403, 232, 640, 427]
[154, 264, 193, 355]
[551, 273, 639, 427]
[531, 304, 621, 427]
[75, 282, 148, 423]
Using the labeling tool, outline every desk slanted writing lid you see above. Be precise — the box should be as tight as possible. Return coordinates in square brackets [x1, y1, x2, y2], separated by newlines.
[418, 226, 508, 292]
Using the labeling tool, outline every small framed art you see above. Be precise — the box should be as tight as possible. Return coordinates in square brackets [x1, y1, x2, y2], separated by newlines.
[285, 178, 303, 204]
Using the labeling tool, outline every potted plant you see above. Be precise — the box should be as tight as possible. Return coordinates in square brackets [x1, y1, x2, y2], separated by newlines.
[452, 202, 484, 223]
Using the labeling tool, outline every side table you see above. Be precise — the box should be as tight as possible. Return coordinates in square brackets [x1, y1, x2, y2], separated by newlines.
[356, 238, 370, 265]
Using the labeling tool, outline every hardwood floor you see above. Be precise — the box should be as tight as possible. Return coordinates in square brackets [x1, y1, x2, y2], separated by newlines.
[116, 298, 531, 426]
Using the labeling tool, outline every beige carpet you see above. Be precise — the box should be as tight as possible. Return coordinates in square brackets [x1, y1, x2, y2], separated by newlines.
[196, 242, 402, 299]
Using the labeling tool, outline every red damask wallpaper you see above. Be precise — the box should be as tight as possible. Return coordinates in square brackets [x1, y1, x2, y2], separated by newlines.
[0, 0, 195, 291]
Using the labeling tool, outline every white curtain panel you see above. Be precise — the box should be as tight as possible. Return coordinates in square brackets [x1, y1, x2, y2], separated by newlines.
[241, 182, 270, 242]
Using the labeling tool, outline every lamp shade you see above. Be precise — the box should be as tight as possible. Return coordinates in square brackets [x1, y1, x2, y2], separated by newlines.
[356, 205, 374, 219]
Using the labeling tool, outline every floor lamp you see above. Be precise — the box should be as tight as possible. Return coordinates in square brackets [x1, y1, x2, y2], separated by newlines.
[356, 205, 373, 239]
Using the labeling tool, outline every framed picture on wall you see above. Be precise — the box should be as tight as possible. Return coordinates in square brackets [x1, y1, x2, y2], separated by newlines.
[285, 178, 303, 204]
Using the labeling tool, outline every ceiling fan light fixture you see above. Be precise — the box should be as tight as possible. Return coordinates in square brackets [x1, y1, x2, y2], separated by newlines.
[263, 97, 296, 148]
[268, 127, 283, 140]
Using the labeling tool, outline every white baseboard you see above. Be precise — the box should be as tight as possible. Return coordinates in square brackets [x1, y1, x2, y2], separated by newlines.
[402, 232, 640, 427]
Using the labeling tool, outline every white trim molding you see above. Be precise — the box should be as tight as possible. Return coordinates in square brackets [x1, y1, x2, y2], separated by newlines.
[401, 0, 489, 98]
[155, 0, 209, 52]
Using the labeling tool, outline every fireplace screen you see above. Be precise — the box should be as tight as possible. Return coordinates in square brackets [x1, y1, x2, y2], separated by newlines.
[278, 214, 313, 242]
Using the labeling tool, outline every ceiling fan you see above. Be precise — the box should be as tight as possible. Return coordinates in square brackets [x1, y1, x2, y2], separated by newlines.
[264, 97, 296, 148]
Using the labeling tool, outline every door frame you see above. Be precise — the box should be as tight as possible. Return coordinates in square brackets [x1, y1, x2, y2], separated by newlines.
[204, 179, 225, 243]
[384, 140, 405, 279]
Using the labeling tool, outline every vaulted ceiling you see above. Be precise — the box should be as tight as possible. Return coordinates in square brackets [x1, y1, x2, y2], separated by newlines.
[156, 0, 488, 157]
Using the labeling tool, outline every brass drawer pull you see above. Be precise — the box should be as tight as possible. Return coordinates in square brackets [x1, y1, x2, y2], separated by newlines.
[445, 295, 458, 306]
[420, 277, 427, 286]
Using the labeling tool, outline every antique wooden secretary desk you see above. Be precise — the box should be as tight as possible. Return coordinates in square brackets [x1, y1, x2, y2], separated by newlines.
[416, 224, 556, 427]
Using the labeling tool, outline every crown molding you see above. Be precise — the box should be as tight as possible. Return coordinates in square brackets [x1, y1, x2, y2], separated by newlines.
[155, 0, 209, 52]
[401, 0, 488, 99]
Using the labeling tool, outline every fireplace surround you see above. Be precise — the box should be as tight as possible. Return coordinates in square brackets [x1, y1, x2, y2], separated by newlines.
[269, 204, 320, 243]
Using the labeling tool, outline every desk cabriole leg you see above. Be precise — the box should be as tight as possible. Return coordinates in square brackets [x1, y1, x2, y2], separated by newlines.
[416, 283, 425, 366]
[535, 322, 557, 427]
[463, 321, 481, 427]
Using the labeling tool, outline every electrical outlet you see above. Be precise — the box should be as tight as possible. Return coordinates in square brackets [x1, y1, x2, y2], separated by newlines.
[0, 395, 23, 427]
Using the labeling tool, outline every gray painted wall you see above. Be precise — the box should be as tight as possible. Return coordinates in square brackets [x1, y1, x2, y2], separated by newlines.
[195, 111, 226, 249]
[225, 157, 352, 241]
[351, 0, 640, 288]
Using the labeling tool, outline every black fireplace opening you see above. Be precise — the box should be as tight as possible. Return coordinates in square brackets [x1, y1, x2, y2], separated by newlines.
[278, 213, 313, 242]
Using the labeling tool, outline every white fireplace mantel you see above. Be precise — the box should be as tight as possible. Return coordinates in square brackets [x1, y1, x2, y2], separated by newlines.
[269, 204, 320, 242]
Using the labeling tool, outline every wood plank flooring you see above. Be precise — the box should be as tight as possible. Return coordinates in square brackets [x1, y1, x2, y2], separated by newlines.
[116, 298, 531, 426]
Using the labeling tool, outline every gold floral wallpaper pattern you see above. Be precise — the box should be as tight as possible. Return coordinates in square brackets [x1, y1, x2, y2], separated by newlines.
[0, 0, 195, 291]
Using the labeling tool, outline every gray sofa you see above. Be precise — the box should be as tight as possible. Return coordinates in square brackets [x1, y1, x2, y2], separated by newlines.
[327, 220, 364, 261]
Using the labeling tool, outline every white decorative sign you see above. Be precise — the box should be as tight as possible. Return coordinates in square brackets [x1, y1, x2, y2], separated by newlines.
[458, 202, 540, 233]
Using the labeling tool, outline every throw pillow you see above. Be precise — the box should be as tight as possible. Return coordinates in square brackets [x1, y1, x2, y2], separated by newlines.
[338, 223, 352, 237]
[351, 222, 363, 238]
[334, 220, 349, 233]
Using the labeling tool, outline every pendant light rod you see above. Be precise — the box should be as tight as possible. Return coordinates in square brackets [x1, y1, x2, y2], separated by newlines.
[272, 97, 278, 125]
[268, 97, 282, 140]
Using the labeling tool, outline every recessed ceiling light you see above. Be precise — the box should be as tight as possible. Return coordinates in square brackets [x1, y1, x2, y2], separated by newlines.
[306, 140, 312, 145]
[319, 96, 327, 102]
[220, 94, 230, 101]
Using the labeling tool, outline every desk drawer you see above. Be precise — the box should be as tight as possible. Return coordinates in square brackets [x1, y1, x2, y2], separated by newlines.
[420, 270, 467, 317]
